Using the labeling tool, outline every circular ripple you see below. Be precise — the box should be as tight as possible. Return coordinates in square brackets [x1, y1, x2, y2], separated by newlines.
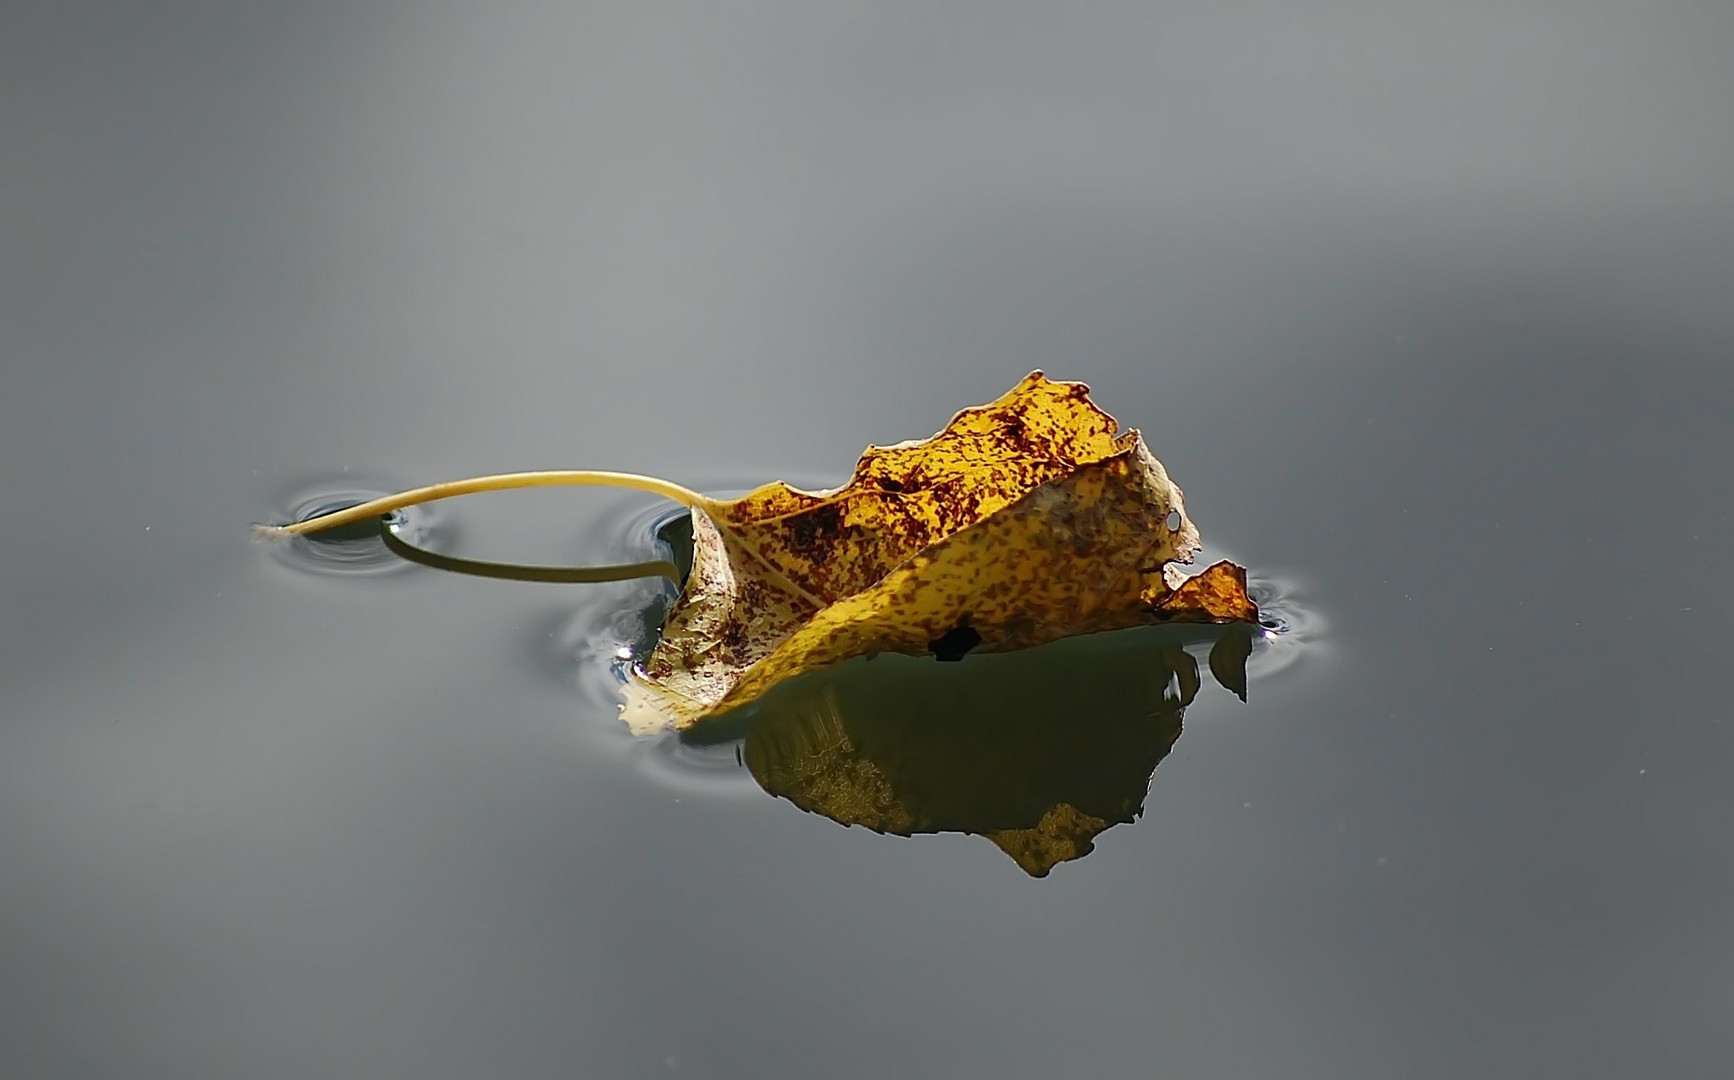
[1165, 542, 1322, 685]
[266, 487, 441, 577]
[636, 734, 762, 797]
[541, 476, 805, 794]
[543, 581, 681, 714]
[529, 497, 694, 705]
[543, 477, 778, 709]
[1243, 570, 1323, 680]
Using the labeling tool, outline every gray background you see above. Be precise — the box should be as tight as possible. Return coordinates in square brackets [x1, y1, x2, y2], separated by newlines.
[4, 3, 1732, 1077]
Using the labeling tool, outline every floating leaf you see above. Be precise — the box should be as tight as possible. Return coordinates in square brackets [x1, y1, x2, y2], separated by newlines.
[257, 372, 1257, 735]
[714, 622, 1249, 876]
[624, 372, 1255, 732]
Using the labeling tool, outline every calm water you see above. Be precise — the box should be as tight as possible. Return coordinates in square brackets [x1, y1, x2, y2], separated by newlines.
[5, 5, 1733, 1077]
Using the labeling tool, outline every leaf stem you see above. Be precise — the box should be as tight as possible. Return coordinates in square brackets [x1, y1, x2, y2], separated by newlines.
[256, 470, 714, 538]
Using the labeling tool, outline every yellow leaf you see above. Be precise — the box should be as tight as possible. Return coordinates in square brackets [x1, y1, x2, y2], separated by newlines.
[259, 371, 1257, 736]
[624, 372, 1256, 732]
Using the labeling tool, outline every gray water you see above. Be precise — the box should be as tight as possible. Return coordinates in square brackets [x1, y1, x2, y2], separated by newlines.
[5, 5, 1733, 1077]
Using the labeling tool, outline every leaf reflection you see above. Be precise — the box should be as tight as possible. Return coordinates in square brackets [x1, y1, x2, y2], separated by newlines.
[687, 624, 1255, 877]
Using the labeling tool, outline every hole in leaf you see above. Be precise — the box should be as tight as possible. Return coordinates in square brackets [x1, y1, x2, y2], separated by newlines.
[928, 623, 983, 662]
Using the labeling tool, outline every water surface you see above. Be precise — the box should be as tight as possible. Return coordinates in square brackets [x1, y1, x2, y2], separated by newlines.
[4, 5, 1732, 1077]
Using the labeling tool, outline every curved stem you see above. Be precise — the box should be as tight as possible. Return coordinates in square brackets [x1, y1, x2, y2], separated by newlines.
[256, 470, 714, 538]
